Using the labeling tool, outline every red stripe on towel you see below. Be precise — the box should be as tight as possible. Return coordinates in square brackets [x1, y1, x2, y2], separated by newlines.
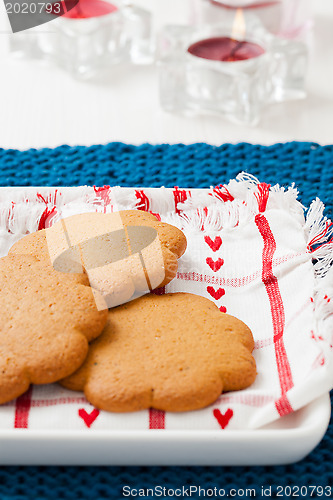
[135, 190, 150, 211]
[173, 187, 188, 214]
[14, 386, 33, 428]
[255, 214, 294, 417]
[149, 409, 165, 429]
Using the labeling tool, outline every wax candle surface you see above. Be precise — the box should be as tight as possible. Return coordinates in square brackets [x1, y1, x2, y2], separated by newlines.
[61, 0, 118, 18]
[210, 1, 280, 8]
[188, 37, 265, 62]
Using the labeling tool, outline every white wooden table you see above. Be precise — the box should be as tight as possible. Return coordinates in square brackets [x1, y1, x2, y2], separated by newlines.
[0, 0, 332, 149]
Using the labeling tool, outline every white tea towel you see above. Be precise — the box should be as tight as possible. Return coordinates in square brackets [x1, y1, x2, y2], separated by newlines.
[0, 174, 332, 431]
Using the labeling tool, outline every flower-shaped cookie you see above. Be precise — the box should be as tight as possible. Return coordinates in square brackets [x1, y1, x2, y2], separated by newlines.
[62, 293, 257, 412]
[0, 254, 108, 405]
[9, 210, 187, 308]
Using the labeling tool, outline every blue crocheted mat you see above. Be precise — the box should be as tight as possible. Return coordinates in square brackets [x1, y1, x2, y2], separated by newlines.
[0, 141, 332, 499]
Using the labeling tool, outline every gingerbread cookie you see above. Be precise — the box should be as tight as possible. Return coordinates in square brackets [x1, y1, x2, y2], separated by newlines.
[62, 293, 256, 412]
[9, 210, 187, 308]
[0, 254, 108, 405]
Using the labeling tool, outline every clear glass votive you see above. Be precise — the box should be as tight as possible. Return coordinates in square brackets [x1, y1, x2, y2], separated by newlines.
[9, 0, 153, 79]
[158, 16, 308, 126]
[192, 0, 312, 40]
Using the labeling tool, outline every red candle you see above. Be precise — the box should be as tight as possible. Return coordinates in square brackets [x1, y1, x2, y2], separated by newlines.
[188, 37, 265, 62]
[60, 0, 118, 19]
[210, 1, 280, 8]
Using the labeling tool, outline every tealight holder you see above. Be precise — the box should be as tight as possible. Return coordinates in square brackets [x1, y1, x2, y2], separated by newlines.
[192, 0, 312, 40]
[158, 16, 308, 125]
[9, 0, 153, 78]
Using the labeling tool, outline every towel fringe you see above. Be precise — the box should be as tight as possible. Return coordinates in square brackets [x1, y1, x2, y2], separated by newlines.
[166, 175, 302, 232]
[235, 172, 260, 186]
[305, 199, 333, 249]
[302, 198, 333, 281]
[0, 179, 332, 282]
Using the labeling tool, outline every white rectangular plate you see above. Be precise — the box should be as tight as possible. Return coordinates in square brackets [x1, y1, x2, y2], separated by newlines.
[0, 394, 330, 466]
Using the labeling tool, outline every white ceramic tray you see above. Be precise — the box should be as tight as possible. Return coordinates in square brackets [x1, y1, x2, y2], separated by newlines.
[0, 394, 330, 466]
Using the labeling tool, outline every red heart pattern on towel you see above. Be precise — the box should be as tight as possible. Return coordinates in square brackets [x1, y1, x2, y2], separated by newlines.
[206, 257, 224, 272]
[213, 408, 234, 429]
[204, 235, 222, 252]
[78, 408, 100, 428]
[207, 286, 225, 300]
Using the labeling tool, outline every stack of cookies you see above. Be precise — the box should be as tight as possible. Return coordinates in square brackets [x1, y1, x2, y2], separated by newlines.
[0, 210, 256, 412]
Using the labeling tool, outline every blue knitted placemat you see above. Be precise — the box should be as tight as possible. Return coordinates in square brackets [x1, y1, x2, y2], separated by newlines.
[0, 142, 332, 216]
[0, 141, 332, 499]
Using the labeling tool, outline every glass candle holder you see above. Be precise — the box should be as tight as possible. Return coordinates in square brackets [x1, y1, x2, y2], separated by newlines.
[158, 16, 308, 126]
[9, 0, 153, 79]
[191, 0, 312, 40]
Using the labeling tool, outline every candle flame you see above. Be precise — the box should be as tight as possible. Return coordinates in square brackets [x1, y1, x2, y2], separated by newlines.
[231, 8, 246, 41]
